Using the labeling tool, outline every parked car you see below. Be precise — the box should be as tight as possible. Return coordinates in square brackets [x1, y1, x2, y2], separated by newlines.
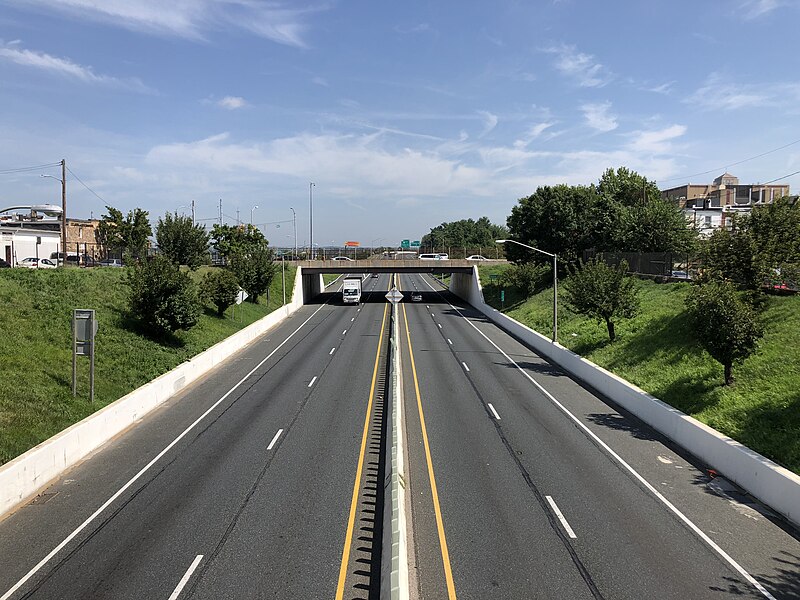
[99, 258, 124, 267]
[411, 292, 422, 302]
[0, 258, 11, 268]
[466, 255, 488, 261]
[332, 256, 354, 261]
[19, 257, 57, 269]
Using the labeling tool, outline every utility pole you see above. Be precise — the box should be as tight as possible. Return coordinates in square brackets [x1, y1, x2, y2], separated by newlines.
[61, 159, 67, 266]
[236, 208, 240, 227]
[290, 207, 297, 259]
[219, 199, 223, 227]
[191, 200, 195, 225]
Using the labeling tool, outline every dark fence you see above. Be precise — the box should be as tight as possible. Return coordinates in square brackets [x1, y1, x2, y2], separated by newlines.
[583, 250, 697, 279]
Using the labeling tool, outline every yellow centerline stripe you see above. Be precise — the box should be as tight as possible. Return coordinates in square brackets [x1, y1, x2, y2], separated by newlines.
[402, 301, 458, 599]
[334, 300, 389, 599]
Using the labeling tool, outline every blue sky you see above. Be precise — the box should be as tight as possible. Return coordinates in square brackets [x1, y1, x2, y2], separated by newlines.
[1, 0, 799, 248]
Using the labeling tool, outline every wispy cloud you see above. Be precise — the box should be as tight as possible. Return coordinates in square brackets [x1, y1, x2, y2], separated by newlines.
[9, 0, 319, 48]
[581, 102, 617, 132]
[685, 73, 771, 110]
[395, 22, 433, 35]
[627, 124, 687, 154]
[312, 76, 329, 87]
[739, 0, 785, 19]
[477, 111, 498, 137]
[0, 44, 152, 92]
[218, 96, 248, 110]
[642, 81, 675, 95]
[542, 43, 611, 87]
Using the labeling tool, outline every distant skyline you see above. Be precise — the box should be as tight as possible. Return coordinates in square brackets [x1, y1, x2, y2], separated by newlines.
[2, 0, 799, 247]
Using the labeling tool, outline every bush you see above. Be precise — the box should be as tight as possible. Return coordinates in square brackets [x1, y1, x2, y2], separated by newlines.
[155, 212, 210, 269]
[229, 244, 277, 303]
[685, 281, 763, 385]
[201, 269, 240, 316]
[501, 262, 552, 298]
[562, 259, 639, 341]
[127, 255, 201, 336]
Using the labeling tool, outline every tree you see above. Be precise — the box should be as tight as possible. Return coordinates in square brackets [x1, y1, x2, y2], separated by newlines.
[127, 255, 200, 336]
[698, 223, 764, 293]
[597, 166, 661, 207]
[421, 217, 507, 257]
[229, 243, 277, 303]
[201, 269, 240, 316]
[562, 259, 640, 341]
[746, 197, 800, 268]
[156, 212, 210, 269]
[506, 184, 599, 264]
[210, 223, 266, 259]
[97, 205, 152, 260]
[500, 262, 551, 298]
[685, 281, 763, 385]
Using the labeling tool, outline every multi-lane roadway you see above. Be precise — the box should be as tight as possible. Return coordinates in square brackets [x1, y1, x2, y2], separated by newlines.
[0, 272, 798, 599]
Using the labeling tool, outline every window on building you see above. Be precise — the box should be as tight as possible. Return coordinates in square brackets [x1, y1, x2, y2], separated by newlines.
[704, 216, 712, 227]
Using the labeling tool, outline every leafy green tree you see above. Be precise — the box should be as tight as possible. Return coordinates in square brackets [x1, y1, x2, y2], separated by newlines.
[210, 223, 266, 259]
[229, 243, 277, 303]
[500, 262, 551, 298]
[97, 205, 152, 260]
[747, 197, 800, 268]
[156, 212, 210, 269]
[506, 184, 599, 264]
[698, 223, 764, 293]
[201, 269, 240, 316]
[421, 217, 507, 257]
[127, 255, 200, 336]
[562, 259, 640, 341]
[597, 166, 661, 207]
[685, 281, 763, 385]
[613, 198, 695, 253]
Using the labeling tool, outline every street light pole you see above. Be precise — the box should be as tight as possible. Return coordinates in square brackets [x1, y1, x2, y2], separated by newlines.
[496, 239, 558, 343]
[309, 182, 315, 259]
[250, 205, 259, 226]
[289, 207, 297, 259]
[41, 162, 66, 267]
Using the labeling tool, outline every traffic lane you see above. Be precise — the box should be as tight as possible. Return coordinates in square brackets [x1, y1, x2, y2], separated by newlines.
[0, 296, 373, 598]
[399, 291, 598, 599]
[190, 301, 390, 599]
[416, 279, 760, 599]
[417, 274, 797, 599]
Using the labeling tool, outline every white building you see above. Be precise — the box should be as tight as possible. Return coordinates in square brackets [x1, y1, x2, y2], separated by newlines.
[1, 225, 61, 266]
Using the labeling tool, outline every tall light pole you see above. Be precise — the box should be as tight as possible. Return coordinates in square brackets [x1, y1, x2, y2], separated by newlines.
[309, 182, 315, 259]
[289, 207, 297, 259]
[496, 239, 558, 343]
[250, 205, 259, 226]
[41, 162, 66, 266]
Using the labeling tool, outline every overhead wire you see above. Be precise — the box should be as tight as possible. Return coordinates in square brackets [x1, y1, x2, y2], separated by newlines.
[66, 166, 108, 204]
[0, 162, 62, 175]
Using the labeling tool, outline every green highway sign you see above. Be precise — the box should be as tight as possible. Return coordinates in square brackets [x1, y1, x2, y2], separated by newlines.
[411, 240, 421, 247]
[401, 239, 410, 249]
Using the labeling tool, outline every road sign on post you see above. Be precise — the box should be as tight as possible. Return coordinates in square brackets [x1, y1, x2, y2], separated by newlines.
[411, 240, 420, 247]
[72, 309, 98, 402]
[400, 239, 410, 249]
[385, 287, 404, 304]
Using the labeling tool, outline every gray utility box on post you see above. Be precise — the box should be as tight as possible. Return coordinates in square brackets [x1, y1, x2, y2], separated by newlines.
[72, 309, 98, 402]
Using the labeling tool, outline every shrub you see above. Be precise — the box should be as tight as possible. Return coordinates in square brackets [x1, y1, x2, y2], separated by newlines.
[155, 212, 210, 269]
[562, 259, 639, 341]
[201, 269, 240, 316]
[685, 280, 763, 385]
[501, 262, 552, 298]
[127, 255, 200, 336]
[228, 244, 277, 303]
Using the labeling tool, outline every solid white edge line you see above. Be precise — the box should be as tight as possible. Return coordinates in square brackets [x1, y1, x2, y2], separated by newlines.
[351, 317, 355, 322]
[267, 429, 284, 451]
[546, 496, 577, 539]
[437, 323, 442, 329]
[419, 275, 777, 600]
[342, 329, 347, 335]
[462, 362, 470, 372]
[487, 403, 501, 420]
[308, 376, 317, 388]
[330, 347, 336, 355]
[168, 554, 204, 600]
[447, 338, 453, 345]
[0, 301, 331, 600]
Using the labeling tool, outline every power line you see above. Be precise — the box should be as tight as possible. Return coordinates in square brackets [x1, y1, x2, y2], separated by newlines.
[762, 169, 800, 185]
[0, 162, 62, 175]
[66, 166, 108, 204]
[659, 137, 800, 184]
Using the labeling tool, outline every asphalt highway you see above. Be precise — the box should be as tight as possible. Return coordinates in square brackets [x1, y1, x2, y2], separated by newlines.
[397, 272, 800, 600]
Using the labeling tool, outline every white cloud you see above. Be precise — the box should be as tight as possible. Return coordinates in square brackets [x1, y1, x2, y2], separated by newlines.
[740, 0, 785, 19]
[543, 44, 611, 88]
[686, 73, 771, 110]
[627, 124, 687, 153]
[218, 96, 247, 110]
[477, 110, 498, 137]
[312, 76, 328, 87]
[581, 102, 618, 132]
[0, 44, 152, 92]
[395, 23, 432, 35]
[9, 0, 318, 47]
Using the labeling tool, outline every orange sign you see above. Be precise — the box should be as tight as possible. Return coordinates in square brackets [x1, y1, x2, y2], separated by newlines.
[345, 241, 360, 247]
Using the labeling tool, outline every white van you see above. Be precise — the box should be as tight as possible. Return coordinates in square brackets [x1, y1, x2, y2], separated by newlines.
[419, 253, 440, 260]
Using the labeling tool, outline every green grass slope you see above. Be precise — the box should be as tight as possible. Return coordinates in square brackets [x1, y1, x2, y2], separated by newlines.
[479, 265, 800, 474]
[0, 265, 296, 465]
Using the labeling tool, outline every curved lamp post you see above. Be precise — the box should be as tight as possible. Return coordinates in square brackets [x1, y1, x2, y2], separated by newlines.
[496, 239, 558, 342]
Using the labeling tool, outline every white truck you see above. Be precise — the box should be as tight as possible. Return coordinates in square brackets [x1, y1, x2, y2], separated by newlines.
[342, 276, 362, 304]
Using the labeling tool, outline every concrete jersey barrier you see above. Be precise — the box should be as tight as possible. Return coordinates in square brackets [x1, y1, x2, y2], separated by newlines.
[449, 267, 800, 528]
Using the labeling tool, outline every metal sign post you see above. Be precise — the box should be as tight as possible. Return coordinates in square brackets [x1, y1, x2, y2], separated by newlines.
[72, 309, 98, 402]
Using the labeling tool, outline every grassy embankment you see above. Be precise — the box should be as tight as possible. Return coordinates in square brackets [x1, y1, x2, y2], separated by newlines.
[478, 264, 800, 474]
[0, 265, 296, 465]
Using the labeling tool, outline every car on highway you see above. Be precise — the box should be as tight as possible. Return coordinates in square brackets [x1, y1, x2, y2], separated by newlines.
[332, 256, 353, 261]
[371, 273, 379, 278]
[19, 257, 57, 269]
[466, 255, 488, 261]
[411, 292, 422, 302]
